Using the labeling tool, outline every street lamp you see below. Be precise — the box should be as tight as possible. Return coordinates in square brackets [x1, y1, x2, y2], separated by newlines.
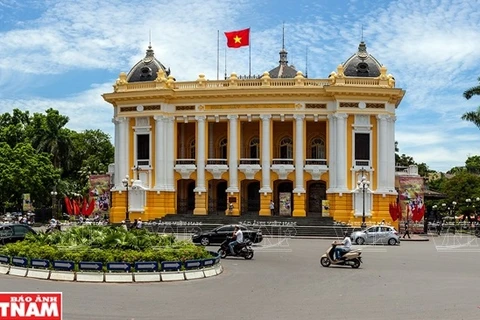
[357, 173, 370, 229]
[50, 189, 58, 220]
[122, 175, 130, 226]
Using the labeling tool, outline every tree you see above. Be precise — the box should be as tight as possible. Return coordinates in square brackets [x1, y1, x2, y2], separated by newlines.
[465, 155, 480, 174]
[0, 142, 60, 212]
[28, 108, 72, 170]
[0, 109, 30, 147]
[461, 77, 480, 128]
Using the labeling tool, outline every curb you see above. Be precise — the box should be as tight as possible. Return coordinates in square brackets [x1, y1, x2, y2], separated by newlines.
[0, 264, 223, 283]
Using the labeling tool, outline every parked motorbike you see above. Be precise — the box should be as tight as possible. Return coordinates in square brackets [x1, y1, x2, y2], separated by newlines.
[218, 237, 254, 259]
[320, 242, 362, 268]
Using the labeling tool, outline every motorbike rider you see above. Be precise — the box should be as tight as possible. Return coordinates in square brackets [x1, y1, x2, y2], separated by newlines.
[228, 226, 243, 255]
[334, 231, 352, 260]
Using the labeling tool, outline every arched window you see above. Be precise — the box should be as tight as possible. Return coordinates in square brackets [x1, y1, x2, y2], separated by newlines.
[219, 137, 228, 159]
[189, 139, 196, 159]
[310, 137, 326, 159]
[279, 136, 293, 159]
[249, 136, 259, 158]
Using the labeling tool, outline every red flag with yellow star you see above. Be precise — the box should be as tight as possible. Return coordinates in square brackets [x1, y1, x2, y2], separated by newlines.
[224, 28, 250, 48]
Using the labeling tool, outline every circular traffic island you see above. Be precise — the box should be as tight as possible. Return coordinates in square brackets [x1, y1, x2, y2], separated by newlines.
[0, 225, 222, 282]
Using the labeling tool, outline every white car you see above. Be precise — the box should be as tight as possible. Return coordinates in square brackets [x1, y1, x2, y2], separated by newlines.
[351, 225, 400, 245]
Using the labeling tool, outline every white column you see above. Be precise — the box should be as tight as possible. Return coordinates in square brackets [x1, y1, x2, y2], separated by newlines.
[293, 114, 305, 193]
[116, 117, 129, 189]
[388, 116, 396, 190]
[166, 116, 175, 191]
[327, 114, 337, 191]
[335, 113, 348, 191]
[194, 116, 207, 192]
[377, 114, 389, 192]
[154, 115, 165, 190]
[260, 115, 272, 193]
[112, 117, 121, 189]
[227, 115, 239, 193]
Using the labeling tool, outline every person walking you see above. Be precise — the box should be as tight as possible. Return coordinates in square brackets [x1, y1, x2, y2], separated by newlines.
[269, 200, 275, 216]
[403, 220, 411, 239]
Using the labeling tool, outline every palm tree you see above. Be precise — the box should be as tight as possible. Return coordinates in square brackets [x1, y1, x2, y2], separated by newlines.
[461, 77, 480, 128]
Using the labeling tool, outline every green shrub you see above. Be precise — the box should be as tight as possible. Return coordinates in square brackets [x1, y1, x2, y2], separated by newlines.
[0, 226, 213, 268]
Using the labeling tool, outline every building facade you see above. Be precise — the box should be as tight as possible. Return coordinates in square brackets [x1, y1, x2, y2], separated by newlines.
[103, 42, 405, 224]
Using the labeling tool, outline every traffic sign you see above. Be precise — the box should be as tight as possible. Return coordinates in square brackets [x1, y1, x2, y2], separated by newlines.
[79, 261, 103, 271]
[134, 261, 158, 272]
[161, 261, 181, 271]
[53, 260, 75, 271]
[12, 256, 28, 267]
[107, 262, 131, 272]
[184, 260, 203, 269]
[202, 258, 215, 267]
[0, 255, 9, 264]
[31, 259, 50, 269]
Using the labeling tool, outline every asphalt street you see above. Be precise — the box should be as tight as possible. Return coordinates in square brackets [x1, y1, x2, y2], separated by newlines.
[1, 235, 480, 320]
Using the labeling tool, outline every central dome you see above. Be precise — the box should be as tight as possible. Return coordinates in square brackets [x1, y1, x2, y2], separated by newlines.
[342, 41, 382, 77]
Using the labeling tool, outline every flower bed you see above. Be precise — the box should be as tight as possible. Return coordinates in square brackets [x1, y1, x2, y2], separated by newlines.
[0, 225, 212, 270]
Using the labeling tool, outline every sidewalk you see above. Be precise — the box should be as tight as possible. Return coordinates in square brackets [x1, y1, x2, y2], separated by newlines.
[400, 234, 429, 241]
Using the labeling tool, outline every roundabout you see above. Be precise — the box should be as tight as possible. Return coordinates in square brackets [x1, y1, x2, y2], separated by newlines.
[1, 236, 480, 319]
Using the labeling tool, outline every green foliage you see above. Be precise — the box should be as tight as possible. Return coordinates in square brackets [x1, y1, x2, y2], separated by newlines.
[0, 226, 212, 268]
[0, 108, 114, 212]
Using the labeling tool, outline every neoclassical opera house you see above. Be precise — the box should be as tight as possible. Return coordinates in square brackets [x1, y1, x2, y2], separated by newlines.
[103, 41, 405, 224]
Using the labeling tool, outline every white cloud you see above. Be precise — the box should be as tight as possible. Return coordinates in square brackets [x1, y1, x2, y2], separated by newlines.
[0, 0, 479, 173]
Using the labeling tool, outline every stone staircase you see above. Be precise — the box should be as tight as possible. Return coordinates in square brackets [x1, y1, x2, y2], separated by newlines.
[152, 214, 357, 238]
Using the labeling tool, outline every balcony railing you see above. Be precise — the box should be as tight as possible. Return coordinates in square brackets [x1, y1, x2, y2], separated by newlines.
[175, 159, 196, 165]
[239, 158, 260, 165]
[354, 160, 370, 167]
[272, 158, 294, 165]
[206, 159, 228, 165]
[305, 159, 328, 166]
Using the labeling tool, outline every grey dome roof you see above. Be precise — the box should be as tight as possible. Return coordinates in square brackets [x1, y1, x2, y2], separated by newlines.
[343, 41, 382, 77]
[268, 48, 299, 78]
[126, 45, 170, 82]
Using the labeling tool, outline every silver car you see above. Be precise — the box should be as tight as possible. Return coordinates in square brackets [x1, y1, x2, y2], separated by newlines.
[350, 225, 400, 245]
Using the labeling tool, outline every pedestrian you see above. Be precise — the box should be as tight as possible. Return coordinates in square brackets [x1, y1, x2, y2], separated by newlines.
[136, 218, 143, 229]
[121, 220, 128, 231]
[403, 220, 411, 239]
[269, 200, 275, 216]
[130, 219, 138, 230]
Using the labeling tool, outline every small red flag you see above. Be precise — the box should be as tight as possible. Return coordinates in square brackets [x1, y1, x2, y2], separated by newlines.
[224, 28, 250, 48]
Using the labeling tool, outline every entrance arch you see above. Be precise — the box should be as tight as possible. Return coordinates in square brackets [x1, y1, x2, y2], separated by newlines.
[241, 180, 260, 214]
[177, 179, 195, 214]
[307, 180, 327, 216]
[274, 180, 293, 216]
[208, 179, 228, 215]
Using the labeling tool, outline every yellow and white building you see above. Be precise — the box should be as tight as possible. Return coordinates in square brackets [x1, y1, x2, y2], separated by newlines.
[103, 41, 405, 224]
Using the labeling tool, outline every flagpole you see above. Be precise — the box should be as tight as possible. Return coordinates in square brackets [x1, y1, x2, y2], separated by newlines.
[224, 44, 227, 80]
[217, 30, 219, 80]
[248, 29, 251, 78]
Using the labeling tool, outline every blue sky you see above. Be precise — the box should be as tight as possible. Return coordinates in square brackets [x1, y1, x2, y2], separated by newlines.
[0, 0, 479, 172]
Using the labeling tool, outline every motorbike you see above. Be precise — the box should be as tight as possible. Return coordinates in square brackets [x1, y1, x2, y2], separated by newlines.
[45, 223, 61, 234]
[320, 242, 362, 268]
[218, 237, 254, 260]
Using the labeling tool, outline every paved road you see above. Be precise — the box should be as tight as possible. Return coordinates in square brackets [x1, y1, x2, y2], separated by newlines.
[1, 235, 480, 320]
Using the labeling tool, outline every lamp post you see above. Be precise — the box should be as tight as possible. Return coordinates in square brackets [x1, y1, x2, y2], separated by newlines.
[122, 175, 130, 226]
[357, 172, 370, 229]
[50, 188, 58, 220]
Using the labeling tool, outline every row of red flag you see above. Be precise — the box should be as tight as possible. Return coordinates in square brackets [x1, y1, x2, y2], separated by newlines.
[389, 202, 425, 222]
[64, 196, 95, 216]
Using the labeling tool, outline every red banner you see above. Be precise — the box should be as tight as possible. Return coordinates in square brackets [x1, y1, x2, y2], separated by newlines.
[0, 292, 62, 319]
